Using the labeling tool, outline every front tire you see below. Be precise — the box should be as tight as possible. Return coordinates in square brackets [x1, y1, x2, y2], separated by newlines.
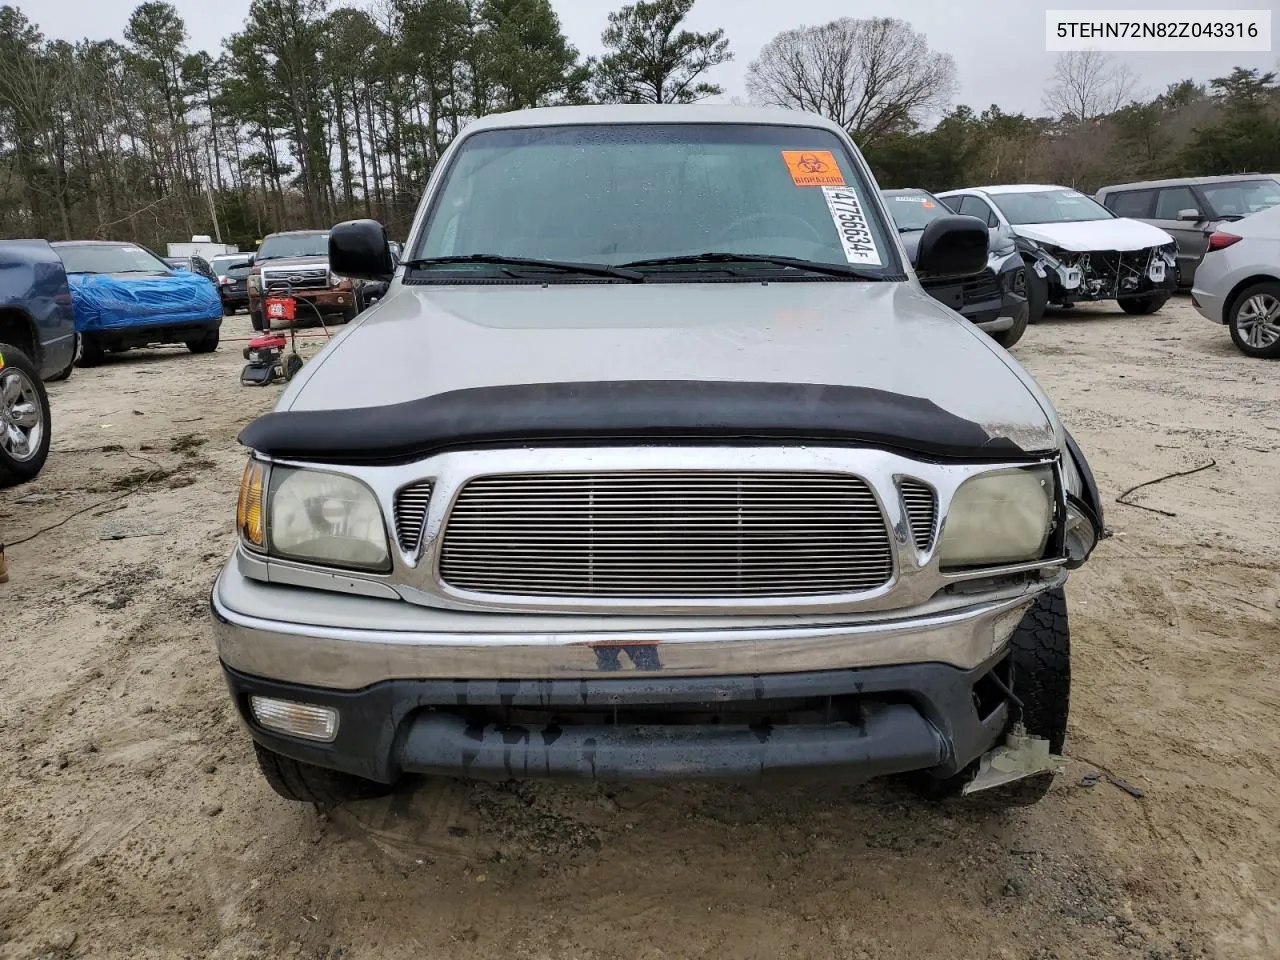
[1227, 282, 1280, 359]
[915, 588, 1070, 806]
[250, 310, 265, 332]
[0, 344, 52, 487]
[991, 308, 1029, 349]
[1023, 261, 1048, 324]
[1118, 293, 1170, 315]
[253, 742, 394, 806]
[186, 328, 220, 354]
[75, 334, 105, 368]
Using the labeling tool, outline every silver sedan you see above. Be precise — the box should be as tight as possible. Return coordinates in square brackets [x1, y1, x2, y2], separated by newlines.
[1192, 203, 1280, 358]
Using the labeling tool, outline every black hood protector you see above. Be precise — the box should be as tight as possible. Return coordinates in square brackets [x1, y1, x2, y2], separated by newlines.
[239, 380, 1038, 464]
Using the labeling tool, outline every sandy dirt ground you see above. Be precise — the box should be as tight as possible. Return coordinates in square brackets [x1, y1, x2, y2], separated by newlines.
[1, 296, 1278, 960]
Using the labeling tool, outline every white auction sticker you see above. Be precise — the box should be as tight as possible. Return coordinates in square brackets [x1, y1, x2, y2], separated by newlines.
[822, 187, 882, 266]
[1046, 10, 1271, 52]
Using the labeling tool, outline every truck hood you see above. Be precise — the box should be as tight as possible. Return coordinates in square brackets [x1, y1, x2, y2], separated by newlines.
[281, 282, 1058, 452]
[1013, 217, 1173, 252]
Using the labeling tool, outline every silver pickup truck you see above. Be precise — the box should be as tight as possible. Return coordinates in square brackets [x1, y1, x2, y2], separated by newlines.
[211, 106, 1103, 807]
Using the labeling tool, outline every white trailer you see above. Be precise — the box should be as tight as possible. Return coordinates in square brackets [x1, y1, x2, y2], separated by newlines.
[167, 235, 239, 260]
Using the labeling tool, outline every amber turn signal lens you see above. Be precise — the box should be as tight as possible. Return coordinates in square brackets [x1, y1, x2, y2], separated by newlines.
[237, 460, 266, 548]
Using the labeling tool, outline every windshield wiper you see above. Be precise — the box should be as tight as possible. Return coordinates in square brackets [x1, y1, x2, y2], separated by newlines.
[620, 252, 884, 281]
[405, 254, 645, 283]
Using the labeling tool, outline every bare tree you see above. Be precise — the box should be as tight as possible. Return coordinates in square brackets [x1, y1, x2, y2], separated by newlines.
[745, 18, 956, 146]
[1043, 51, 1140, 123]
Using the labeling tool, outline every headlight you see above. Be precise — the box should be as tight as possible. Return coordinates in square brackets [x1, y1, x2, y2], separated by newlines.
[939, 467, 1054, 569]
[330, 271, 342, 287]
[248, 274, 260, 292]
[267, 467, 390, 571]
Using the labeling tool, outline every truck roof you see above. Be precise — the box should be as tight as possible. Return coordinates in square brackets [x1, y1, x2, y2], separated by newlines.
[463, 104, 845, 135]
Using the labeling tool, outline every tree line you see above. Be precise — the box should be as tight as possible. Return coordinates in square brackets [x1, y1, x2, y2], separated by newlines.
[1, 0, 1277, 252]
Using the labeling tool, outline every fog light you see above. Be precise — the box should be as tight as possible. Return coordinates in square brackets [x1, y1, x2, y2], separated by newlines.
[250, 697, 339, 742]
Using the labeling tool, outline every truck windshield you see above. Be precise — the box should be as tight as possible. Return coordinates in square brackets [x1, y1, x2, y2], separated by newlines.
[257, 233, 329, 261]
[414, 123, 899, 279]
[990, 190, 1115, 225]
[883, 193, 949, 231]
[56, 243, 171, 275]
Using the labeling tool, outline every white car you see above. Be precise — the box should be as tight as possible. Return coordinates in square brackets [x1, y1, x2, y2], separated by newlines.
[1191, 202, 1280, 359]
[937, 185, 1178, 322]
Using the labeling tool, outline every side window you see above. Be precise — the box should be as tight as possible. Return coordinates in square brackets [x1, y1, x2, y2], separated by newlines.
[958, 195, 998, 227]
[940, 194, 965, 214]
[1154, 186, 1198, 220]
[1105, 190, 1155, 218]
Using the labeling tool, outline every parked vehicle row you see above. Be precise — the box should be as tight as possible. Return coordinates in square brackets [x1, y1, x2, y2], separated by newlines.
[1, 228, 390, 487]
[1096, 173, 1280, 286]
[882, 188, 1028, 347]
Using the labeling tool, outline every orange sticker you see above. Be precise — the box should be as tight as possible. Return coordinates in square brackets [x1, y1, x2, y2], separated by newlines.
[781, 151, 846, 187]
[922, 200, 935, 208]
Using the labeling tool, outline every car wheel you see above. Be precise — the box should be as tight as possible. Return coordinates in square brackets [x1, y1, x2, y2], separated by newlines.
[250, 310, 264, 332]
[1118, 293, 1170, 315]
[75, 334, 106, 368]
[911, 587, 1070, 806]
[0, 344, 52, 487]
[1023, 260, 1047, 324]
[991, 309, 1029, 349]
[1227, 282, 1280, 359]
[253, 741, 394, 806]
[186, 329, 220, 354]
[45, 334, 78, 382]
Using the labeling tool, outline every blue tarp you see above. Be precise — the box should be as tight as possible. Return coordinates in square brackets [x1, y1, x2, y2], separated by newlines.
[68, 271, 223, 332]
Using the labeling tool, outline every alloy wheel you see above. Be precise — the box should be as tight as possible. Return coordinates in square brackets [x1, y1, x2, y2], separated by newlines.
[0, 364, 45, 462]
[1237, 293, 1280, 349]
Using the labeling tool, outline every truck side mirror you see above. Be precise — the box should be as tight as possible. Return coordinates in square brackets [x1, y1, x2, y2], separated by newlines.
[329, 219, 394, 282]
[915, 215, 989, 279]
[245, 254, 255, 266]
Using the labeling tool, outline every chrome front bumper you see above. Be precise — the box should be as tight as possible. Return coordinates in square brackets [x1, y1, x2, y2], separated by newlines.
[211, 560, 1066, 690]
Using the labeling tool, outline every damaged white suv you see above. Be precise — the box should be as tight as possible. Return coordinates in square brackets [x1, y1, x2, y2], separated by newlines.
[938, 184, 1178, 322]
[212, 106, 1104, 807]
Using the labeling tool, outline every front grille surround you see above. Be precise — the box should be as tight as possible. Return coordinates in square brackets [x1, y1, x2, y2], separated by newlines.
[437, 471, 895, 599]
[260, 266, 330, 292]
[257, 445, 1066, 616]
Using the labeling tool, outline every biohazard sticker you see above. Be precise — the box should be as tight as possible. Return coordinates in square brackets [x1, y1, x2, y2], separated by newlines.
[782, 151, 846, 187]
[822, 187, 882, 266]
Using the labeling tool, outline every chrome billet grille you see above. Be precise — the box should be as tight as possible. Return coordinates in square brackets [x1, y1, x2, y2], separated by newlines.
[439, 472, 893, 598]
[394, 481, 434, 552]
[900, 479, 937, 552]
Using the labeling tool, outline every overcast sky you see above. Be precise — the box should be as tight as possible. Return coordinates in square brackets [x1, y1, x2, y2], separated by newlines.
[23, 0, 1280, 119]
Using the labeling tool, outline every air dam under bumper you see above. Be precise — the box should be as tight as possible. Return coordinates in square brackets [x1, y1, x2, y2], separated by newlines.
[222, 659, 1011, 785]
